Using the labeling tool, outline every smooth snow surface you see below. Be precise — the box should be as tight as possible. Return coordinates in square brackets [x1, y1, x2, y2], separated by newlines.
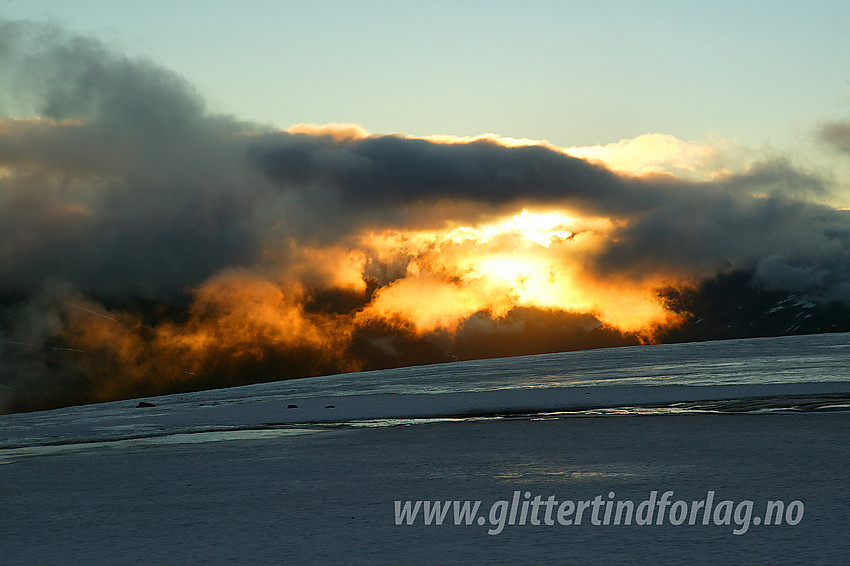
[2, 333, 850, 564]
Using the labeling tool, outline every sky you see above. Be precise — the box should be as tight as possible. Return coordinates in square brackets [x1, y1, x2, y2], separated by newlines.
[2, 0, 849, 150]
[3, 2, 850, 412]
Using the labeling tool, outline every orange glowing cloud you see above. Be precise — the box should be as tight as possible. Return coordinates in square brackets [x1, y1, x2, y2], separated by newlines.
[258, 241, 368, 293]
[354, 208, 680, 334]
[172, 270, 348, 354]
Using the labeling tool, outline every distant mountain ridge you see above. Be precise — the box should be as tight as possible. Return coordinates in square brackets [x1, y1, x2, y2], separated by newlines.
[656, 270, 850, 343]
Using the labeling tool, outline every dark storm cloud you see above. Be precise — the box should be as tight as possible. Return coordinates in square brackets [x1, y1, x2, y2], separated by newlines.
[0, 21, 261, 299]
[250, 131, 667, 218]
[582, 157, 850, 301]
[594, 184, 850, 301]
[3, 19, 850, 304]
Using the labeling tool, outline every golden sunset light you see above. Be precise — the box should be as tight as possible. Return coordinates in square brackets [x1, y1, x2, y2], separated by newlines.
[4, 6, 850, 564]
[2, 11, 850, 416]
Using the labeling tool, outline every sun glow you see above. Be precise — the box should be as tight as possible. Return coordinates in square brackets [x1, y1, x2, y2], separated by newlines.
[475, 209, 575, 247]
[357, 208, 678, 334]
